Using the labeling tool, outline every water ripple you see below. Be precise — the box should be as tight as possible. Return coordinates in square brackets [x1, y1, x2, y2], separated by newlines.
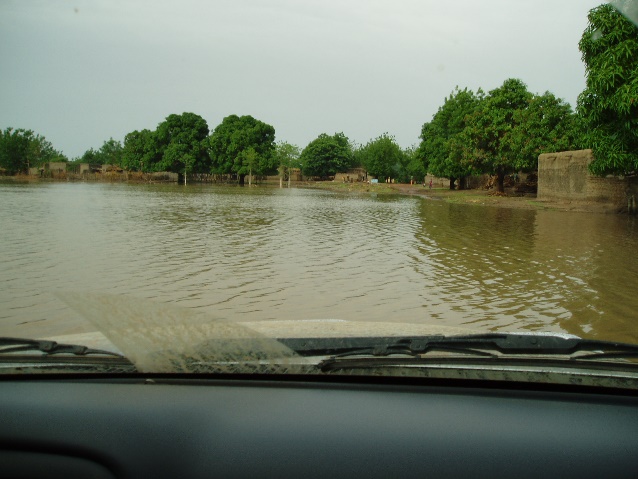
[1, 183, 637, 342]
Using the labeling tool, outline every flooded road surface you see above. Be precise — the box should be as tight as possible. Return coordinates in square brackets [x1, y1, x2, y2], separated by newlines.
[1, 182, 637, 343]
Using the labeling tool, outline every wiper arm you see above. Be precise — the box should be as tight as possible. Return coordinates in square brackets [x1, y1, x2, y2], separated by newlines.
[278, 335, 497, 359]
[0, 337, 124, 358]
[406, 333, 638, 358]
[279, 333, 638, 372]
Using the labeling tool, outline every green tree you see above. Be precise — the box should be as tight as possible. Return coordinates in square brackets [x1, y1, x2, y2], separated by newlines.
[121, 129, 159, 172]
[457, 80, 579, 192]
[208, 114, 276, 185]
[275, 141, 301, 187]
[509, 92, 581, 166]
[577, 2, 638, 175]
[359, 133, 405, 181]
[27, 134, 66, 167]
[404, 145, 427, 184]
[300, 133, 353, 179]
[155, 112, 210, 181]
[99, 138, 124, 166]
[0, 128, 66, 174]
[239, 147, 258, 186]
[419, 87, 483, 189]
[79, 138, 123, 166]
[456, 78, 533, 192]
[0, 128, 31, 174]
[79, 148, 101, 165]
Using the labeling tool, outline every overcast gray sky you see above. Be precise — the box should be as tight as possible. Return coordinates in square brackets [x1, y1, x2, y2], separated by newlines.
[0, 0, 603, 158]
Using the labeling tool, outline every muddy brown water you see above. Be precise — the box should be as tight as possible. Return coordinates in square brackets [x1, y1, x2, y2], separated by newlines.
[1, 182, 637, 343]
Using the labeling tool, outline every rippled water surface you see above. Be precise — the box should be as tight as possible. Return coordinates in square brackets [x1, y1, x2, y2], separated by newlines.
[1, 182, 637, 342]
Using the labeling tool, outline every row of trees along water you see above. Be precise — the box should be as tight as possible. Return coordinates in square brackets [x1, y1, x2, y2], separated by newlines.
[1, 3, 636, 190]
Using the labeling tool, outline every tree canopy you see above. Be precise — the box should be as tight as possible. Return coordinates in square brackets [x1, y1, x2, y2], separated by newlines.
[448, 79, 579, 192]
[275, 141, 301, 186]
[418, 87, 483, 188]
[207, 114, 277, 184]
[117, 113, 209, 179]
[0, 128, 66, 174]
[155, 113, 210, 179]
[121, 129, 159, 172]
[509, 91, 581, 165]
[300, 133, 353, 178]
[358, 133, 405, 181]
[454, 79, 533, 192]
[403, 145, 427, 183]
[80, 138, 124, 166]
[577, 2, 638, 175]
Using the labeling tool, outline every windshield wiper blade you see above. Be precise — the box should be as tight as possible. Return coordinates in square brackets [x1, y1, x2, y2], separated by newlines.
[278, 335, 496, 358]
[0, 337, 124, 358]
[412, 333, 638, 357]
[289, 333, 638, 372]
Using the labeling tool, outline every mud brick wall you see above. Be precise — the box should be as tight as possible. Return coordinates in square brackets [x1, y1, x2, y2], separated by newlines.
[538, 149, 637, 212]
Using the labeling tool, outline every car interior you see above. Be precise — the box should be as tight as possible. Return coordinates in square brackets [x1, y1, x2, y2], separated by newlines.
[1, 374, 637, 479]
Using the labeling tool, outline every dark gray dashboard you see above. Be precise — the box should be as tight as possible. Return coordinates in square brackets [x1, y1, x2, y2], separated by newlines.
[1, 377, 637, 478]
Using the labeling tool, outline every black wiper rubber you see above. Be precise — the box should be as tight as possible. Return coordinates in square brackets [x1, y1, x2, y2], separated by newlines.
[275, 334, 638, 370]
[278, 335, 496, 358]
[0, 337, 124, 358]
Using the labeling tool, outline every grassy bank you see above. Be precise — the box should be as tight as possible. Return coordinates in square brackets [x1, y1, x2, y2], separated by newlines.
[300, 181, 397, 195]
[303, 181, 618, 214]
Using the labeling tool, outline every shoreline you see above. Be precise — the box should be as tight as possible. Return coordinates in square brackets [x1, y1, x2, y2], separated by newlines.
[1, 175, 622, 214]
[304, 181, 622, 214]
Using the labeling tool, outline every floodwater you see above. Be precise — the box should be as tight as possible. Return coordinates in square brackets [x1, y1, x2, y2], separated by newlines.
[1, 182, 637, 343]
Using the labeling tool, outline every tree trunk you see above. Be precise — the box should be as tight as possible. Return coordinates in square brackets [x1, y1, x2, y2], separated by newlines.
[449, 177, 456, 190]
[494, 170, 505, 193]
[458, 176, 466, 190]
[239, 174, 246, 186]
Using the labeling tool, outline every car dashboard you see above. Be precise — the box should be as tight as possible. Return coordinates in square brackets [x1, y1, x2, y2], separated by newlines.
[1, 375, 637, 478]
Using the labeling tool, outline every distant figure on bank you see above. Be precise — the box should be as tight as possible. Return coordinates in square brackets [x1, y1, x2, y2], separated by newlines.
[429, 179, 433, 190]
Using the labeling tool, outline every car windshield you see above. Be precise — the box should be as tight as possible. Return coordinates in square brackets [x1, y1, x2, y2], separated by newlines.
[1, 1, 637, 386]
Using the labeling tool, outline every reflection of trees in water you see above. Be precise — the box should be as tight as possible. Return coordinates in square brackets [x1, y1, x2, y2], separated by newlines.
[421, 203, 537, 259]
[4, 184, 636, 343]
[412, 201, 551, 332]
[533, 212, 638, 342]
[412, 200, 638, 342]
[412, 201, 541, 331]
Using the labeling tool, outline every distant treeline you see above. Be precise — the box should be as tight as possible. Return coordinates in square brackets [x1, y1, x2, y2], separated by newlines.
[1, 4, 635, 190]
